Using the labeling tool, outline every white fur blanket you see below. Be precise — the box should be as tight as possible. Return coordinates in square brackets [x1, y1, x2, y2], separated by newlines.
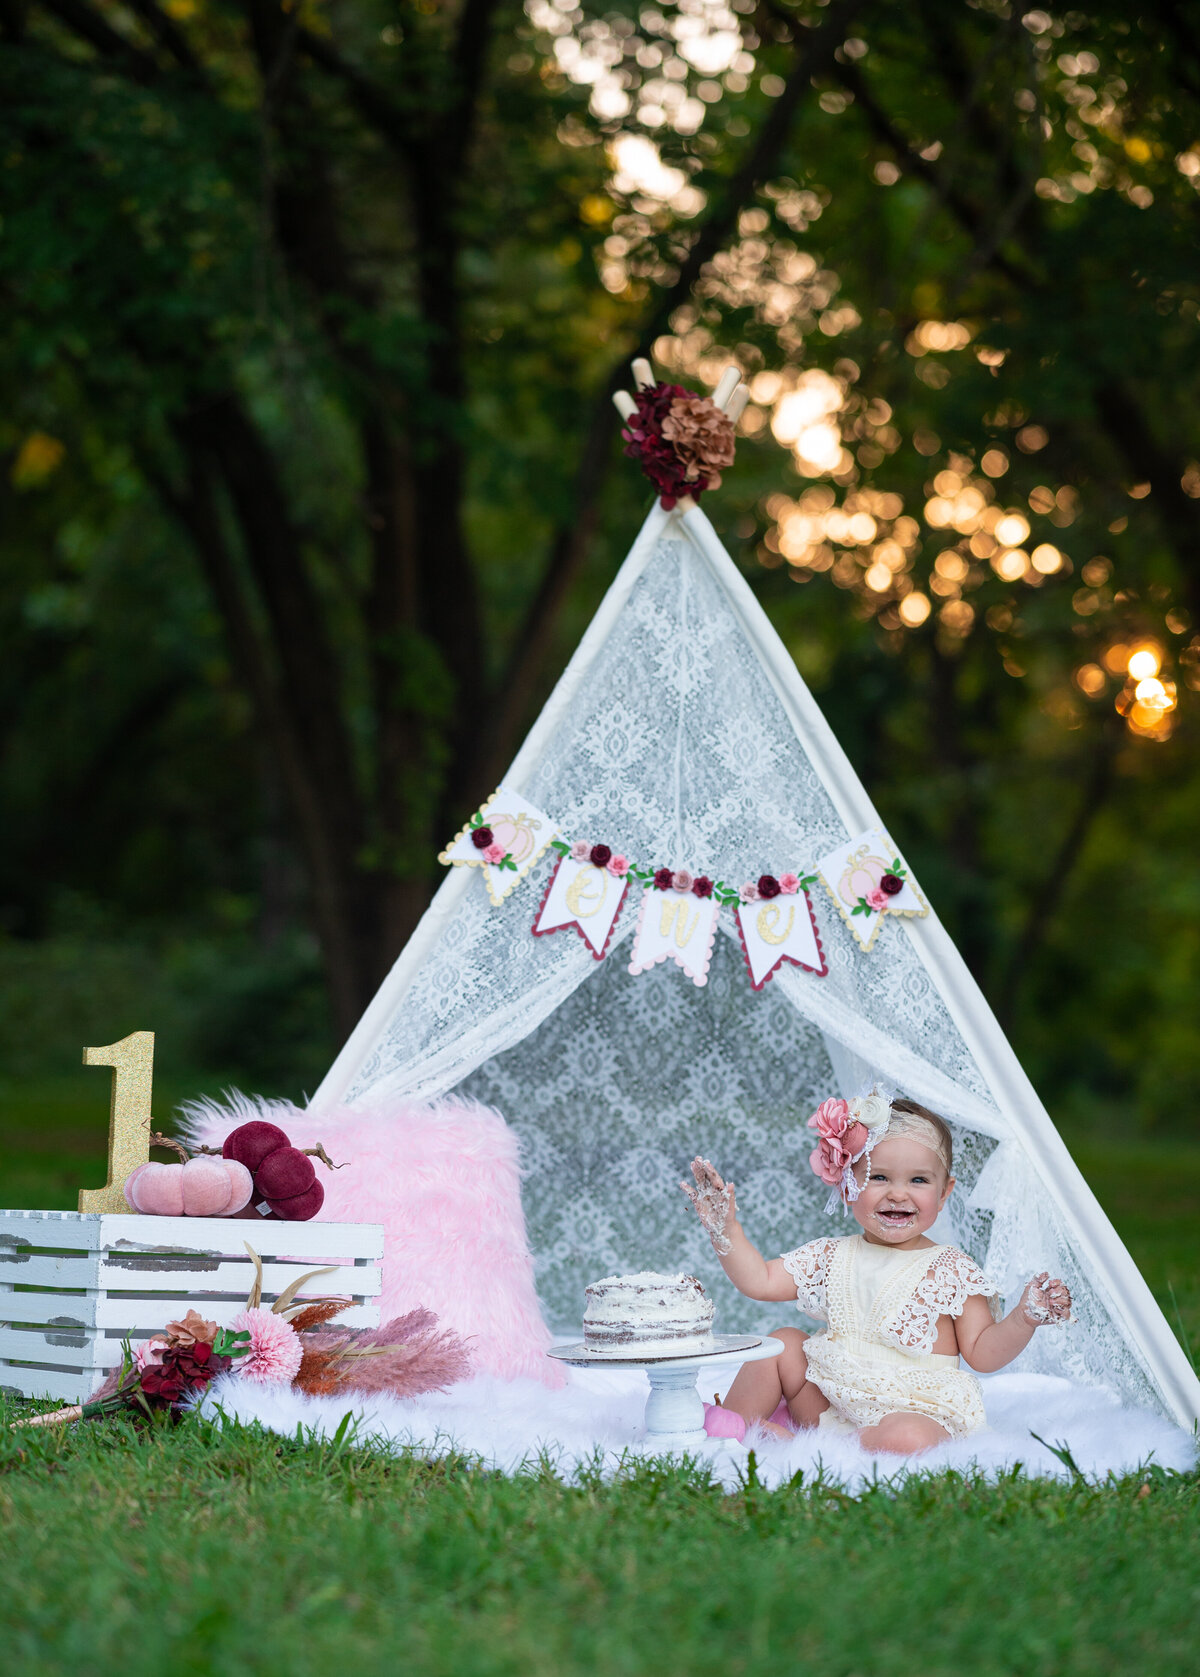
[194, 1363, 1196, 1490]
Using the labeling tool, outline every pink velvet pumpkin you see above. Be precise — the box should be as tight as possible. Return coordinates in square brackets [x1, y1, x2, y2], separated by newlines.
[125, 1156, 253, 1217]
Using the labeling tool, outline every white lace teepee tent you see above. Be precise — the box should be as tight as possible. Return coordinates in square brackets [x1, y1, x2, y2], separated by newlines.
[312, 496, 1200, 1432]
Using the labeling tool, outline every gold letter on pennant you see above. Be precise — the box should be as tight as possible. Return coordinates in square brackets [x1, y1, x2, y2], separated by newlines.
[659, 897, 699, 948]
[565, 864, 609, 920]
[756, 902, 796, 946]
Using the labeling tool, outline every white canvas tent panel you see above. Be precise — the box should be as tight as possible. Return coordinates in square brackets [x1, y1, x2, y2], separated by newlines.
[314, 502, 1200, 1430]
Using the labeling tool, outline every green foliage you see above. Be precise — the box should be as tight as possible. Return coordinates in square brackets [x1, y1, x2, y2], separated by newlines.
[0, 1394, 1197, 1676]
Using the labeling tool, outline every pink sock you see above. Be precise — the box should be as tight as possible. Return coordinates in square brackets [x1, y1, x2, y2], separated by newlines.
[767, 1398, 796, 1432]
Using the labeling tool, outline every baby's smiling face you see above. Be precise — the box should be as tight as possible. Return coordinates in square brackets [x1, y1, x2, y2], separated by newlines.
[849, 1134, 954, 1248]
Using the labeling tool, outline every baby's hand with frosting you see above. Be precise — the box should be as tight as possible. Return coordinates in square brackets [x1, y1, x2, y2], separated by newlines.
[680, 1157, 736, 1256]
[1020, 1271, 1074, 1326]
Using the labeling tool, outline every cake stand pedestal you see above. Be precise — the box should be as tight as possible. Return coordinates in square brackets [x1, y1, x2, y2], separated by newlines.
[548, 1336, 785, 1455]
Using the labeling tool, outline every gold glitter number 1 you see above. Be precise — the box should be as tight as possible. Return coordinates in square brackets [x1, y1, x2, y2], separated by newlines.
[77, 1032, 155, 1214]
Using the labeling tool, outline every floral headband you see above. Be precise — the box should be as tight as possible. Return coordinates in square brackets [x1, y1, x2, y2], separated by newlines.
[807, 1095, 950, 1213]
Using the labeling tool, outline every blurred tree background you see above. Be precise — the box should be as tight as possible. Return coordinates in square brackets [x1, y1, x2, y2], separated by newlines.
[0, 0, 1197, 1140]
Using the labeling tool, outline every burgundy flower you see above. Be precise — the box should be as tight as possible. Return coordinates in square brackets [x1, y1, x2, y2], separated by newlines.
[757, 874, 781, 900]
[692, 876, 714, 898]
[471, 826, 494, 851]
[880, 873, 904, 896]
[653, 867, 674, 891]
[139, 1340, 230, 1411]
[623, 383, 711, 509]
[590, 843, 612, 869]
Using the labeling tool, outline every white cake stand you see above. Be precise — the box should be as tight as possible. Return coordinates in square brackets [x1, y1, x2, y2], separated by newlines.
[548, 1335, 786, 1454]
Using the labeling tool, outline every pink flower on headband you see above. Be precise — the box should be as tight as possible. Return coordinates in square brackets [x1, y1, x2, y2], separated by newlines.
[843, 1120, 869, 1156]
[811, 1137, 850, 1186]
[808, 1097, 851, 1140]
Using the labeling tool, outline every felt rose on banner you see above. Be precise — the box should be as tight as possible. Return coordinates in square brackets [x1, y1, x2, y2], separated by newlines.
[483, 843, 506, 865]
[692, 876, 713, 898]
[590, 843, 612, 868]
[778, 873, 800, 895]
[758, 874, 781, 900]
[673, 868, 694, 893]
[741, 881, 760, 902]
[607, 854, 629, 877]
[471, 826, 494, 851]
[865, 886, 890, 912]
[571, 840, 590, 862]
[653, 867, 674, 891]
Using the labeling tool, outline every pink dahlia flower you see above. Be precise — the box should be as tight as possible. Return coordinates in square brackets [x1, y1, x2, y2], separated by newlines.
[230, 1306, 303, 1386]
[808, 1097, 852, 1140]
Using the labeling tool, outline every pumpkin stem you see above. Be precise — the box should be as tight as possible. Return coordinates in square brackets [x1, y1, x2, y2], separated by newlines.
[300, 1143, 345, 1171]
[145, 1127, 190, 1163]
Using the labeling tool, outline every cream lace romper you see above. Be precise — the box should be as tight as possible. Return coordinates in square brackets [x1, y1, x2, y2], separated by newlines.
[781, 1234, 1003, 1440]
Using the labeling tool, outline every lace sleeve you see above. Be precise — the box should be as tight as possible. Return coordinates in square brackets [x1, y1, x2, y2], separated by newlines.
[887, 1246, 1005, 1355]
[780, 1237, 837, 1323]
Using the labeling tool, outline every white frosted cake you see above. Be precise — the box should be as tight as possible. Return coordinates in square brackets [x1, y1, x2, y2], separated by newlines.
[583, 1271, 715, 1356]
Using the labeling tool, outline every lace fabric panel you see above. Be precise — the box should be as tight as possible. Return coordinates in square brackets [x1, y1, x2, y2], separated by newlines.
[887, 1248, 1005, 1356]
[337, 532, 1168, 1418]
[780, 1238, 837, 1323]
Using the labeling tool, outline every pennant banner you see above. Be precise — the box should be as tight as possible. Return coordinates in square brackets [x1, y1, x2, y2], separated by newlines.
[733, 890, 827, 989]
[532, 856, 630, 960]
[816, 828, 927, 953]
[627, 887, 721, 988]
[438, 785, 559, 906]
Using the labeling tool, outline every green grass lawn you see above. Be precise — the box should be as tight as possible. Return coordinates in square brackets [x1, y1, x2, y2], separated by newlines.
[2, 1076, 1198, 1674]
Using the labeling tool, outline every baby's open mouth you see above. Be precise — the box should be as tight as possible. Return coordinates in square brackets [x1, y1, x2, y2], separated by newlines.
[876, 1208, 916, 1224]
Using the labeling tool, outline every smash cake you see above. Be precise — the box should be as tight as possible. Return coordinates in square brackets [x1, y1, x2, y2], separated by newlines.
[583, 1271, 715, 1356]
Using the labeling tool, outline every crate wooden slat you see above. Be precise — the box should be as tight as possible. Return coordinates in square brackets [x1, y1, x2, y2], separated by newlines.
[1, 1210, 384, 1404]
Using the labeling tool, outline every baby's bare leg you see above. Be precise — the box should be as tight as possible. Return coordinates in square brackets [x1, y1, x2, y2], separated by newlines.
[720, 1327, 829, 1430]
[858, 1412, 950, 1455]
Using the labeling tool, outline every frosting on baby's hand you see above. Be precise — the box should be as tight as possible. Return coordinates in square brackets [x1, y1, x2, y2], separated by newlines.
[680, 1157, 734, 1256]
[1020, 1271, 1074, 1327]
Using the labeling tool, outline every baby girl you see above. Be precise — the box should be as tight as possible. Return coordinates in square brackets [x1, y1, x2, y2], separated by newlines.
[681, 1094, 1072, 1454]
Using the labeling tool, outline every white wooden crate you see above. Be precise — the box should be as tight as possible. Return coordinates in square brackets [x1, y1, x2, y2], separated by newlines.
[0, 1210, 384, 1405]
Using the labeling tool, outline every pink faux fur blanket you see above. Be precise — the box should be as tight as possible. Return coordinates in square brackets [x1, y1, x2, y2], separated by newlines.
[182, 1091, 565, 1389]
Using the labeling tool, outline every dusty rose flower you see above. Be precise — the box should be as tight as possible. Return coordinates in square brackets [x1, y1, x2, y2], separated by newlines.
[607, 854, 630, 876]
[843, 1121, 869, 1156]
[880, 873, 904, 896]
[571, 840, 590, 862]
[654, 867, 674, 891]
[483, 842, 505, 865]
[778, 872, 800, 895]
[808, 1097, 852, 1140]
[163, 1311, 219, 1348]
[661, 394, 737, 489]
[692, 876, 713, 898]
[134, 1337, 167, 1373]
[590, 843, 612, 868]
[810, 1137, 850, 1187]
[471, 826, 494, 851]
[758, 874, 781, 900]
[865, 886, 890, 912]
[741, 881, 760, 902]
[673, 868, 694, 894]
[230, 1307, 303, 1386]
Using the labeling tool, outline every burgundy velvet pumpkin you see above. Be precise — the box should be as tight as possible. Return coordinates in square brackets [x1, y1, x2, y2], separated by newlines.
[223, 1120, 291, 1173]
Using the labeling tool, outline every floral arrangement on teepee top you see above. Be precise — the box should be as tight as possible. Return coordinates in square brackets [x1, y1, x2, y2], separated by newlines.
[12, 1245, 472, 1434]
[614, 359, 749, 509]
